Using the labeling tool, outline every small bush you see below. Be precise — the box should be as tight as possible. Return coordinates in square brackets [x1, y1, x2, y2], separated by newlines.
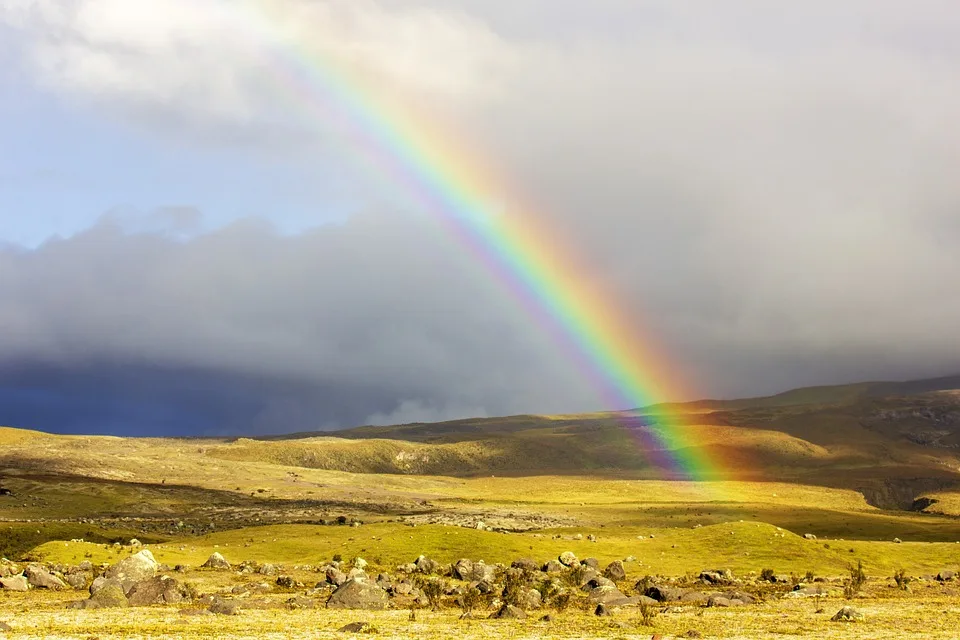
[844, 560, 867, 598]
[894, 568, 911, 591]
[760, 568, 776, 582]
[422, 578, 444, 611]
[639, 599, 658, 627]
[563, 564, 587, 588]
[458, 586, 484, 615]
[805, 570, 816, 583]
[552, 592, 572, 612]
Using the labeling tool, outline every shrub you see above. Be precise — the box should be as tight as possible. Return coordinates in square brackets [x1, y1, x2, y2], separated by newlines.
[894, 568, 911, 591]
[760, 568, 776, 582]
[639, 599, 658, 627]
[844, 560, 866, 598]
[458, 586, 484, 615]
[422, 578, 444, 611]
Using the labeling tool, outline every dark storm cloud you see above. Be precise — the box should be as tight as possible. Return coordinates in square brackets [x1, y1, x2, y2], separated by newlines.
[0, 215, 595, 435]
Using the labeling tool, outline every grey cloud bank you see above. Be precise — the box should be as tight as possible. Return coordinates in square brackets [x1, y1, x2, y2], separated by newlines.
[1, 1, 959, 434]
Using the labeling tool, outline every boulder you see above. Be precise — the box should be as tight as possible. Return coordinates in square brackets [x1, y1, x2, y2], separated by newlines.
[415, 556, 441, 575]
[25, 566, 66, 590]
[326, 567, 348, 586]
[126, 576, 190, 606]
[558, 552, 578, 567]
[73, 584, 129, 609]
[0, 621, 11, 632]
[595, 603, 612, 616]
[543, 561, 564, 573]
[603, 561, 626, 582]
[511, 558, 539, 572]
[209, 597, 242, 615]
[104, 550, 159, 590]
[338, 622, 371, 633]
[831, 606, 864, 622]
[516, 587, 542, 609]
[699, 570, 733, 585]
[706, 596, 732, 607]
[644, 585, 686, 602]
[452, 559, 494, 582]
[257, 563, 279, 576]
[581, 557, 600, 569]
[803, 533, 817, 540]
[202, 552, 231, 570]
[0, 576, 28, 592]
[326, 579, 389, 610]
[679, 591, 708, 604]
[587, 585, 626, 604]
[490, 605, 527, 619]
[64, 572, 91, 590]
[938, 571, 956, 582]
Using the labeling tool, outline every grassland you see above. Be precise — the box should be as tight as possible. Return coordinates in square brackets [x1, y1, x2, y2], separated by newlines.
[2, 377, 960, 637]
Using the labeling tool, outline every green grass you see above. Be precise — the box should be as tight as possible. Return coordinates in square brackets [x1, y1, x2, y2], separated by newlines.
[29, 520, 960, 578]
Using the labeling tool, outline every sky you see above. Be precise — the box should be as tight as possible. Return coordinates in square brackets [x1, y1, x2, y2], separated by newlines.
[1, 0, 959, 436]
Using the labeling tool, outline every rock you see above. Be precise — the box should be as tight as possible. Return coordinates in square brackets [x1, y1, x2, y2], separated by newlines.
[347, 568, 368, 582]
[511, 558, 539, 572]
[338, 622, 370, 632]
[276, 575, 304, 589]
[682, 631, 703, 638]
[287, 596, 319, 610]
[452, 559, 494, 582]
[353, 558, 368, 570]
[558, 552, 578, 567]
[25, 566, 66, 590]
[257, 563, 279, 576]
[490, 604, 527, 619]
[587, 585, 626, 604]
[415, 556, 440, 574]
[803, 533, 817, 540]
[516, 587, 542, 609]
[209, 598, 242, 615]
[595, 603, 613, 616]
[783, 585, 832, 599]
[104, 550, 159, 590]
[202, 552, 231, 570]
[706, 596, 732, 607]
[326, 579, 389, 610]
[126, 576, 189, 606]
[679, 591, 708, 604]
[699, 570, 733, 585]
[603, 561, 626, 582]
[540, 614, 554, 622]
[326, 567, 348, 586]
[0, 576, 28, 592]
[831, 606, 864, 622]
[64, 572, 91, 590]
[583, 575, 615, 589]
[179, 608, 213, 617]
[74, 584, 129, 609]
[937, 571, 956, 582]
[644, 585, 686, 602]
[0, 621, 10, 632]
[582, 557, 600, 569]
[543, 560, 564, 573]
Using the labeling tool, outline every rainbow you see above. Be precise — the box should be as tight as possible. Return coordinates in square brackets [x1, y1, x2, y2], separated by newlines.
[236, 2, 724, 482]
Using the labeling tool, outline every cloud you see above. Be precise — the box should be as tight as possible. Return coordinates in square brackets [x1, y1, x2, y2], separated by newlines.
[1, 1, 960, 433]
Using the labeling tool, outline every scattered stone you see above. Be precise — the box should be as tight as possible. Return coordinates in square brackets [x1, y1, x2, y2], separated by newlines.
[603, 561, 626, 582]
[937, 571, 956, 582]
[543, 561, 563, 573]
[25, 566, 66, 590]
[511, 558, 539, 572]
[326, 567, 348, 586]
[490, 604, 527, 619]
[587, 585, 626, 604]
[893, 538, 902, 544]
[126, 576, 189, 606]
[71, 584, 129, 609]
[831, 606, 864, 622]
[594, 603, 611, 616]
[644, 585, 686, 602]
[257, 563, 279, 576]
[64, 572, 90, 590]
[337, 622, 370, 633]
[682, 631, 703, 639]
[287, 596, 319, 610]
[0, 576, 28, 592]
[558, 552, 578, 567]
[209, 598, 242, 615]
[678, 591, 708, 605]
[276, 575, 304, 589]
[516, 587, 542, 609]
[706, 595, 733, 607]
[327, 579, 389, 610]
[202, 553, 231, 570]
[0, 621, 11, 632]
[539, 614, 554, 622]
[803, 533, 817, 540]
[415, 556, 440, 575]
[179, 608, 213, 617]
[698, 569, 733, 585]
[452, 559, 494, 582]
[353, 558, 368, 570]
[104, 550, 159, 590]
[581, 557, 600, 569]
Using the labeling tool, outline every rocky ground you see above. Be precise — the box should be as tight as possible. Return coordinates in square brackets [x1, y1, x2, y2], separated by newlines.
[2, 542, 959, 639]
